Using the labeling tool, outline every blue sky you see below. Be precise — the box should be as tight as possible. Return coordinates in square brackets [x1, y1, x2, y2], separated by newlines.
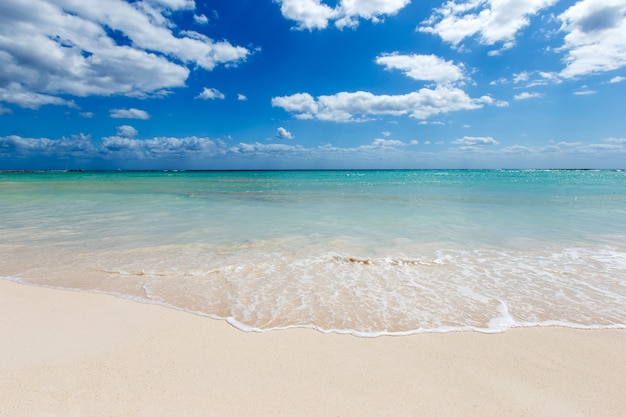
[1, 0, 625, 169]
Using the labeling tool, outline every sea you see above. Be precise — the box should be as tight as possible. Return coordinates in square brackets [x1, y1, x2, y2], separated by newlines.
[1, 169, 625, 336]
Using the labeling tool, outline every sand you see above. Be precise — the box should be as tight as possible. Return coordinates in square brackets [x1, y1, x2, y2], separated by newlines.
[1, 279, 624, 417]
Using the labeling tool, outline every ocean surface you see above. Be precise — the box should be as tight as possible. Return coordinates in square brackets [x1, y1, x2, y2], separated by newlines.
[1, 170, 625, 336]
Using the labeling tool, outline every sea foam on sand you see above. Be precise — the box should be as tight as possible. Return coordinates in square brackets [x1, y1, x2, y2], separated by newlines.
[1, 279, 625, 417]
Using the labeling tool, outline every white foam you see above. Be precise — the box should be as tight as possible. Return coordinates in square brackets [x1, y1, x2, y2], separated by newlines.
[3, 275, 626, 338]
[487, 302, 516, 332]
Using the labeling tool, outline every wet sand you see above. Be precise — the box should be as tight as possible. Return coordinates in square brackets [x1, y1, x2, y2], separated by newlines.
[1, 279, 624, 417]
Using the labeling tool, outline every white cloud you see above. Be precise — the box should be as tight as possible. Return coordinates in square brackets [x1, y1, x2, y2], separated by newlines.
[228, 142, 308, 156]
[0, 133, 95, 157]
[272, 86, 501, 122]
[194, 14, 209, 24]
[238, 94, 248, 101]
[100, 135, 220, 158]
[604, 137, 626, 144]
[452, 136, 499, 146]
[511, 70, 562, 87]
[0, 84, 76, 109]
[369, 138, 405, 147]
[276, 127, 295, 140]
[196, 88, 225, 100]
[513, 72, 531, 83]
[0, 132, 225, 161]
[6, 133, 622, 169]
[271, 93, 319, 119]
[103, 134, 223, 160]
[514, 91, 543, 100]
[573, 89, 597, 95]
[275, 0, 410, 30]
[146, 0, 195, 9]
[80, 112, 94, 118]
[0, 0, 249, 108]
[334, 0, 412, 28]
[116, 125, 138, 138]
[0, 105, 13, 115]
[375, 53, 466, 85]
[610, 76, 626, 83]
[110, 108, 150, 119]
[419, 0, 558, 48]
[276, 0, 337, 30]
[557, 0, 626, 78]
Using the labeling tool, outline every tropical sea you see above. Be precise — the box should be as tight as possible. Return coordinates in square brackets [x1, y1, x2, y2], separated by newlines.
[1, 169, 625, 336]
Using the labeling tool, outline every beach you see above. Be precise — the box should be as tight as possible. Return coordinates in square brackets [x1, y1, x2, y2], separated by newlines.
[1, 279, 624, 417]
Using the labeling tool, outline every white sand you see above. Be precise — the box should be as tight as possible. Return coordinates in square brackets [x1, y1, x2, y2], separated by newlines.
[1, 279, 624, 417]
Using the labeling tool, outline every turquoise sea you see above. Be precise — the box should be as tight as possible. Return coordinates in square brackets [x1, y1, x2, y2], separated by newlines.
[1, 170, 625, 336]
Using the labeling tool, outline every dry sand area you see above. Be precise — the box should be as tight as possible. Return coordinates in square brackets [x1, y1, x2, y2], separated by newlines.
[1, 279, 624, 417]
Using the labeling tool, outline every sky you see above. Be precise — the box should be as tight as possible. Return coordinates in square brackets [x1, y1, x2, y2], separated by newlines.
[1, 0, 625, 170]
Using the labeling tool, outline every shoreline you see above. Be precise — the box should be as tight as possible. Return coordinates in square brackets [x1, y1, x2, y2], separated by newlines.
[7, 276, 626, 338]
[1, 279, 625, 417]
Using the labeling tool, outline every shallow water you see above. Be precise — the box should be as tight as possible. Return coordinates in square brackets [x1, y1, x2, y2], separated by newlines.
[1, 170, 625, 335]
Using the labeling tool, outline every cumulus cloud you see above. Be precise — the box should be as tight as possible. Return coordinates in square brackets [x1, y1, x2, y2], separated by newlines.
[334, 0, 412, 28]
[0, 0, 249, 108]
[277, 0, 337, 30]
[369, 138, 405, 147]
[194, 14, 209, 24]
[237, 94, 248, 101]
[196, 88, 225, 100]
[100, 135, 220, 158]
[0, 84, 76, 109]
[272, 43, 506, 124]
[511, 70, 561, 87]
[275, 0, 410, 30]
[514, 91, 543, 100]
[276, 127, 295, 140]
[0, 133, 96, 157]
[2, 133, 625, 168]
[557, 0, 626, 78]
[148, 0, 195, 9]
[272, 86, 501, 121]
[452, 136, 499, 146]
[110, 108, 150, 119]
[419, 0, 558, 48]
[116, 125, 139, 138]
[604, 137, 626, 144]
[375, 53, 466, 85]
[0, 105, 13, 115]
[573, 89, 597, 95]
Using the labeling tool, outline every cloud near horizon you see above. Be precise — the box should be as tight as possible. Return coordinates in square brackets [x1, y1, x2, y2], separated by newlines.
[452, 136, 500, 146]
[2, 133, 625, 169]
